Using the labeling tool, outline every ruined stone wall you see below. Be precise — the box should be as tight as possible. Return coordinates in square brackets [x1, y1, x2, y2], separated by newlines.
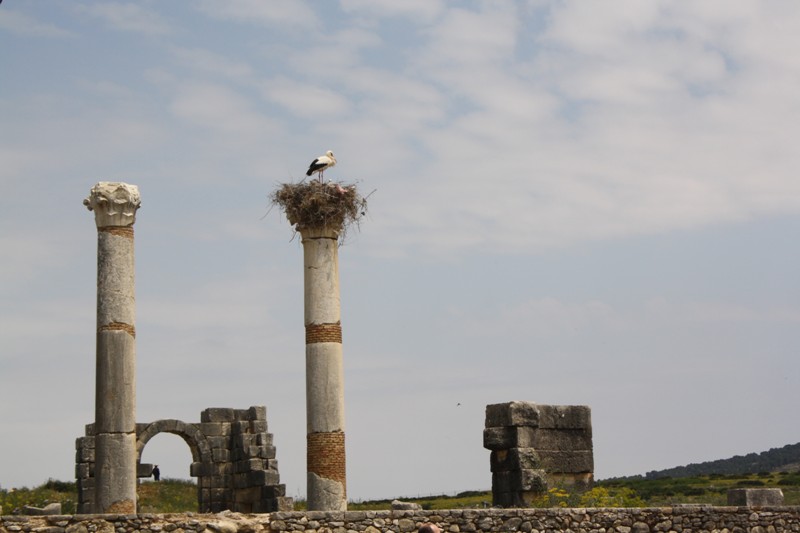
[2, 507, 800, 533]
[484, 402, 594, 507]
[76, 406, 290, 514]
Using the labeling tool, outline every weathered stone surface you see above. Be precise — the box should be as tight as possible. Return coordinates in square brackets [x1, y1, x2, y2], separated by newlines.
[492, 469, 548, 492]
[21, 503, 62, 515]
[485, 402, 591, 431]
[490, 449, 593, 473]
[484, 426, 592, 451]
[94, 330, 136, 433]
[77, 406, 289, 515]
[93, 432, 137, 513]
[202, 408, 236, 423]
[728, 488, 784, 506]
[2, 510, 792, 533]
[84, 182, 141, 228]
[305, 344, 345, 434]
[392, 500, 423, 510]
[486, 401, 542, 428]
[484, 402, 594, 505]
[308, 472, 346, 511]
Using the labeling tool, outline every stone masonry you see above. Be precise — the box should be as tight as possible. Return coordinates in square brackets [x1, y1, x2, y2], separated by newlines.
[300, 226, 347, 511]
[84, 182, 142, 514]
[3, 507, 800, 533]
[484, 401, 594, 507]
[76, 406, 292, 514]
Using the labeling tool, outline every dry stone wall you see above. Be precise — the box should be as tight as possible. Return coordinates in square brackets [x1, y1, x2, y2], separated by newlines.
[2, 507, 800, 533]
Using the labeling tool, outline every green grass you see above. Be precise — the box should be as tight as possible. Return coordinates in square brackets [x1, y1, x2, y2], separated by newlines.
[3, 473, 798, 514]
[137, 479, 198, 513]
[0, 479, 78, 515]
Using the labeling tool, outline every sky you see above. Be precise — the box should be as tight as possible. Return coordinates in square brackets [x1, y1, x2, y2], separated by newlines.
[1, 0, 799, 503]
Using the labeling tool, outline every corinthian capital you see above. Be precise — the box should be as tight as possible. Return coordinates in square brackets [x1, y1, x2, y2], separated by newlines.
[84, 182, 141, 228]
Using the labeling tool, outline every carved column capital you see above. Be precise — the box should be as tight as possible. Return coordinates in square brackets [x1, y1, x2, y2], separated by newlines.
[84, 182, 141, 228]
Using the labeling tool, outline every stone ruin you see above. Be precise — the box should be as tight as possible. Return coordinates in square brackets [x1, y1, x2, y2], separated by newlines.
[76, 406, 292, 513]
[484, 401, 594, 507]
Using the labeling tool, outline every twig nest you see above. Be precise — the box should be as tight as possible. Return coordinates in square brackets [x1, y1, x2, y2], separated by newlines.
[271, 180, 367, 239]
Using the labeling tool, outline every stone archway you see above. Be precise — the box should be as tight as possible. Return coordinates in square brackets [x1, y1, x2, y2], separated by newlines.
[75, 406, 292, 513]
[136, 418, 212, 466]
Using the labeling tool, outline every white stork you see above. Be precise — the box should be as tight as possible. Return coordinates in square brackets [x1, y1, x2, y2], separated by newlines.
[305, 150, 336, 182]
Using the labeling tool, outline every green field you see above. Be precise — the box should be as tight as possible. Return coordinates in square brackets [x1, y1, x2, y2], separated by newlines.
[3, 472, 799, 513]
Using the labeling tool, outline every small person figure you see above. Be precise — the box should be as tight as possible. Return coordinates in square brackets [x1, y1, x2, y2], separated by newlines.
[418, 524, 441, 533]
[152, 465, 160, 481]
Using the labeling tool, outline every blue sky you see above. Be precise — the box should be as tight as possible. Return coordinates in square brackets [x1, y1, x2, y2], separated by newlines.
[1, 1, 799, 501]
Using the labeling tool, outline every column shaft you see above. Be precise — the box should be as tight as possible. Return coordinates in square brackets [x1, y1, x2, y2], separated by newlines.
[301, 227, 346, 511]
[85, 182, 140, 514]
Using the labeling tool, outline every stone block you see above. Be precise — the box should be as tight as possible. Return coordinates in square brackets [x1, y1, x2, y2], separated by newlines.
[490, 448, 542, 472]
[547, 472, 594, 492]
[491, 449, 594, 473]
[248, 405, 267, 421]
[190, 461, 217, 477]
[250, 420, 268, 434]
[484, 426, 592, 451]
[199, 422, 231, 436]
[256, 433, 273, 446]
[234, 409, 250, 420]
[75, 462, 93, 479]
[247, 458, 266, 471]
[22, 503, 62, 515]
[76, 436, 95, 449]
[485, 402, 592, 431]
[233, 473, 249, 489]
[276, 497, 294, 512]
[212, 448, 231, 462]
[137, 463, 154, 478]
[492, 469, 548, 493]
[236, 433, 258, 448]
[486, 401, 542, 428]
[261, 484, 286, 498]
[231, 420, 249, 435]
[207, 435, 230, 449]
[202, 408, 236, 423]
[76, 447, 95, 463]
[483, 426, 517, 450]
[249, 469, 280, 486]
[493, 490, 526, 508]
[727, 488, 784, 506]
[537, 405, 592, 431]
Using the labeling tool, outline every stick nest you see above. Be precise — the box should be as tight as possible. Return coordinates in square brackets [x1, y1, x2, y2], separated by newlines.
[270, 180, 368, 239]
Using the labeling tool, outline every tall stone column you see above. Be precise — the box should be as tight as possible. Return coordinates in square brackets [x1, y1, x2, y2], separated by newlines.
[84, 182, 141, 514]
[300, 226, 347, 511]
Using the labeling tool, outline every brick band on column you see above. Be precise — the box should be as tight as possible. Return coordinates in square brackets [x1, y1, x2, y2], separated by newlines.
[99, 226, 134, 239]
[98, 322, 136, 337]
[307, 431, 346, 486]
[306, 322, 342, 344]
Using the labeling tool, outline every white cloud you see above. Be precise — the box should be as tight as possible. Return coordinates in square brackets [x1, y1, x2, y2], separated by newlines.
[261, 76, 351, 118]
[340, 0, 445, 23]
[0, 9, 74, 37]
[169, 82, 276, 137]
[169, 47, 255, 82]
[197, 0, 319, 30]
[78, 2, 172, 35]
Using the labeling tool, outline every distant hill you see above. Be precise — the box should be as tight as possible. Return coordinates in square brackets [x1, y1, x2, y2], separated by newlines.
[644, 442, 800, 479]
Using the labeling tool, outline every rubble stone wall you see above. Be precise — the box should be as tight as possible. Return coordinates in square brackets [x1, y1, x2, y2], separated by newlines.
[2, 507, 800, 533]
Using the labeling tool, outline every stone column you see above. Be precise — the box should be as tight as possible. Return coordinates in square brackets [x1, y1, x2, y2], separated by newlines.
[300, 226, 347, 511]
[84, 182, 141, 514]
